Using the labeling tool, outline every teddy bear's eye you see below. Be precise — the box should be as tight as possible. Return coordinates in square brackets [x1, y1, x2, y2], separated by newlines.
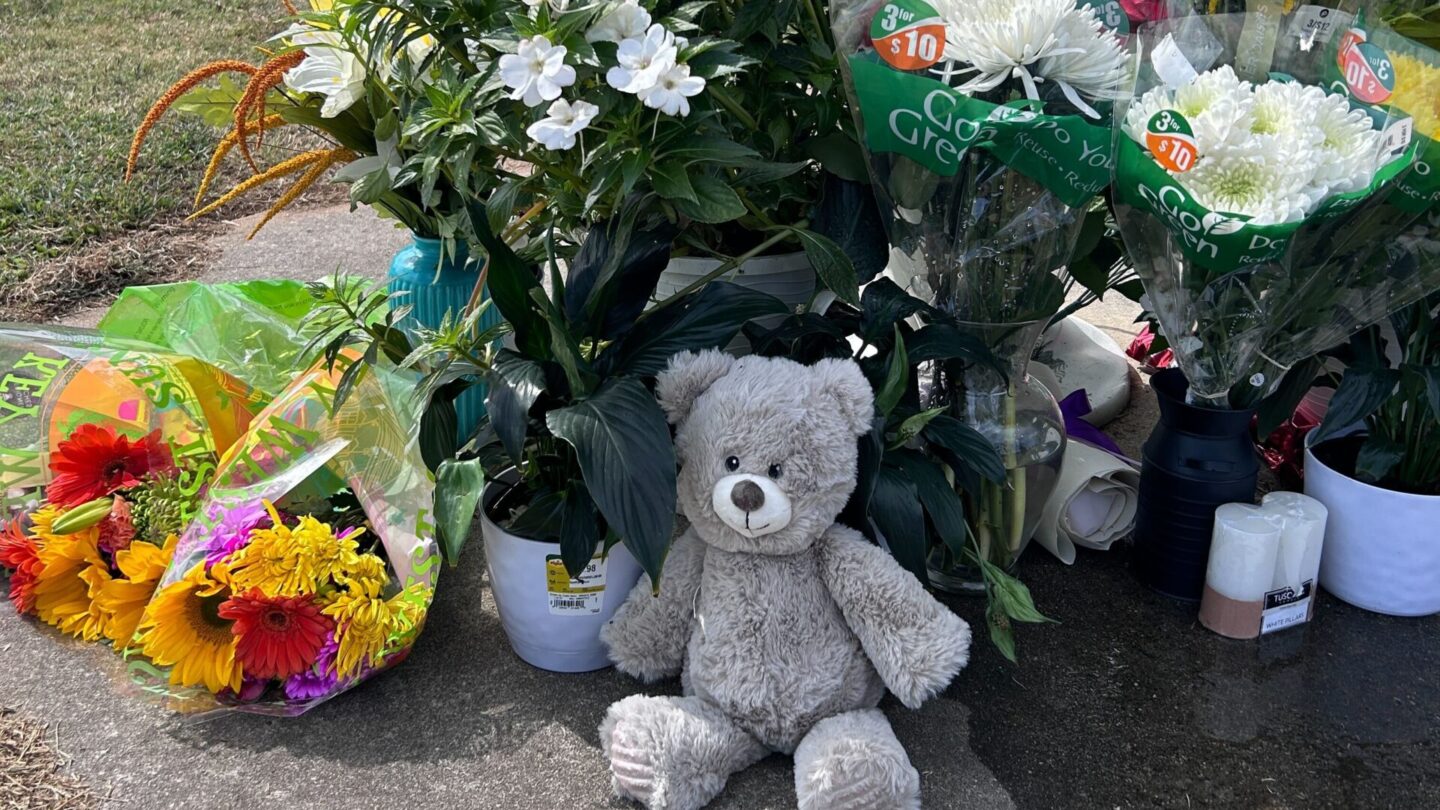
[767, 464, 783, 480]
[725, 456, 740, 472]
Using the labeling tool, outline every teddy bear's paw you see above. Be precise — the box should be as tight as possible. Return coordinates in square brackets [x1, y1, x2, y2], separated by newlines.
[794, 710, 921, 810]
[600, 695, 766, 810]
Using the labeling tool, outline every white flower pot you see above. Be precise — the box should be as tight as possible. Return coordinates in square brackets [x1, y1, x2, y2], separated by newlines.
[656, 252, 815, 352]
[1305, 444, 1440, 617]
[481, 481, 643, 672]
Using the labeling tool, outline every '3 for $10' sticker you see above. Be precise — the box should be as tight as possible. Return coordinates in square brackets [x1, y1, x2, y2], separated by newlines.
[870, 0, 947, 71]
[1145, 110, 1198, 173]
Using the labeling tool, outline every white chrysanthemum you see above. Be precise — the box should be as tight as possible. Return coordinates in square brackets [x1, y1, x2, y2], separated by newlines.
[1308, 91, 1383, 195]
[932, 0, 1127, 117]
[1181, 139, 1311, 225]
[1123, 67, 1256, 154]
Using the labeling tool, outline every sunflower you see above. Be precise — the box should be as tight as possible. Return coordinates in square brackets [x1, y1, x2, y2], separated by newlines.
[322, 583, 427, 680]
[47, 425, 175, 507]
[94, 535, 177, 648]
[0, 519, 42, 613]
[219, 590, 334, 680]
[227, 504, 361, 596]
[136, 562, 243, 694]
[29, 508, 108, 640]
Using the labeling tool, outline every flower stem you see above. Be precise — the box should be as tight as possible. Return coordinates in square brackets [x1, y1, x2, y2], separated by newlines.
[636, 223, 805, 321]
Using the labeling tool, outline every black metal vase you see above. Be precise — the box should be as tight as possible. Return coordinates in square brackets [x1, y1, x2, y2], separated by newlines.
[1133, 369, 1259, 601]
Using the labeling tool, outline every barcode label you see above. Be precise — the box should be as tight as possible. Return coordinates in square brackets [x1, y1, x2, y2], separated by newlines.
[549, 594, 603, 615]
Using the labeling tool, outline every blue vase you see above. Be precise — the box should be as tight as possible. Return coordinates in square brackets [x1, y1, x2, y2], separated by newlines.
[387, 235, 501, 440]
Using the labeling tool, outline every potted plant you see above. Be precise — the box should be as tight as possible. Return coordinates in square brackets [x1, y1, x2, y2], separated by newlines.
[748, 278, 1051, 660]
[1301, 289, 1440, 616]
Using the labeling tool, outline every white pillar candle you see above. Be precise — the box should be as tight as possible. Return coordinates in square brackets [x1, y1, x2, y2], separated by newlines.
[1206, 504, 1284, 602]
[1261, 492, 1328, 593]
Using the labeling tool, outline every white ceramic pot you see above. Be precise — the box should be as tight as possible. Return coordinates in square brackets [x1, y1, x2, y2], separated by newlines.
[656, 252, 815, 352]
[1305, 444, 1440, 617]
[481, 482, 643, 672]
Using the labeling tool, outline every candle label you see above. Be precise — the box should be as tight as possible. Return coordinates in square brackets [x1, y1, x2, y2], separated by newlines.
[1261, 579, 1314, 634]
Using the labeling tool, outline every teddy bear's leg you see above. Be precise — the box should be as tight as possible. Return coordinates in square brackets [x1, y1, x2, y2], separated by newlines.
[600, 694, 768, 810]
[792, 709, 921, 810]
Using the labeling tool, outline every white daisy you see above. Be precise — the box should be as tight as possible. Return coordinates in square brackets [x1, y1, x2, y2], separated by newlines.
[606, 24, 678, 95]
[639, 62, 705, 116]
[526, 98, 600, 150]
[283, 29, 367, 118]
[587, 1, 652, 44]
[499, 35, 576, 108]
[932, 0, 1127, 117]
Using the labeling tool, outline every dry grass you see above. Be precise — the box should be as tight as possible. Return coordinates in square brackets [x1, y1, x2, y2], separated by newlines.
[0, 708, 99, 810]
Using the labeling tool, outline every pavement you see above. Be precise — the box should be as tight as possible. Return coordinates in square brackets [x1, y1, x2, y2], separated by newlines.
[2, 205, 1436, 809]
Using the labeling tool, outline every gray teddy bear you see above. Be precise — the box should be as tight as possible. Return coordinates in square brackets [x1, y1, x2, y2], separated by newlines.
[599, 350, 972, 810]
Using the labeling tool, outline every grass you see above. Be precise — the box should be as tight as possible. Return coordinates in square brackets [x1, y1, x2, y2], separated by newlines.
[0, 0, 296, 290]
[0, 707, 99, 809]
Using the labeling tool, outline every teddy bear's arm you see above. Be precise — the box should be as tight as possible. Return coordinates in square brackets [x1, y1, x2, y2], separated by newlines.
[819, 525, 972, 709]
[599, 526, 705, 683]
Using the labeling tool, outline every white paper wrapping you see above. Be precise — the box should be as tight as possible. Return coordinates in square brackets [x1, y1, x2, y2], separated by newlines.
[1034, 440, 1141, 564]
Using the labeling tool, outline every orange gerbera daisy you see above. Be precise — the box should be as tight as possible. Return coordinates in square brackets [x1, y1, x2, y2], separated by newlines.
[219, 590, 334, 680]
[0, 519, 42, 613]
[48, 425, 175, 507]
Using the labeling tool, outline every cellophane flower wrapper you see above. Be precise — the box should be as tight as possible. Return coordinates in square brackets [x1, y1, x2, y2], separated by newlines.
[0, 323, 265, 647]
[120, 345, 438, 717]
[830, 0, 1131, 323]
[1112, 10, 1440, 406]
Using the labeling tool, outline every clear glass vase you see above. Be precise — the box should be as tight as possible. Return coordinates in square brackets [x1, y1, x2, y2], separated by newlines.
[923, 319, 1067, 594]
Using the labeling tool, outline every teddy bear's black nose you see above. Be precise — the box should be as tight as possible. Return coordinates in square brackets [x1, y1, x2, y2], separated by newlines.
[731, 480, 765, 512]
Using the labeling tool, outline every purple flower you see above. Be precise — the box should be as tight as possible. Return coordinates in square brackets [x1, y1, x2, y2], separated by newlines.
[284, 636, 344, 701]
[203, 502, 270, 566]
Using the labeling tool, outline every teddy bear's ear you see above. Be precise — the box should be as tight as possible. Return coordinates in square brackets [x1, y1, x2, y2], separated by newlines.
[812, 358, 876, 437]
[656, 350, 736, 424]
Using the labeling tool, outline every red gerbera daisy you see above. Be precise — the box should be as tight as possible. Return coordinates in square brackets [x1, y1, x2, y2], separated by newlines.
[0, 519, 42, 614]
[219, 590, 335, 680]
[48, 425, 175, 507]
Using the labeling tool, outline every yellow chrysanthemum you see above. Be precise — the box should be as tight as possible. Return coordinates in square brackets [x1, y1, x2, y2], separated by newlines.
[94, 535, 177, 648]
[29, 507, 109, 641]
[335, 553, 390, 595]
[135, 562, 242, 694]
[226, 503, 362, 597]
[1391, 53, 1440, 138]
[322, 583, 428, 680]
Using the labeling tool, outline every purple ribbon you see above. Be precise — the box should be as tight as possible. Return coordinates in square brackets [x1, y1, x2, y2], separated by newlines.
[1059, 389, 1127, 458]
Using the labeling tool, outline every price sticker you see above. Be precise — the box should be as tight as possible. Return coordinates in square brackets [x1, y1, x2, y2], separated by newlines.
[1340, 41, 1395, 104]
[870, 0, 947, 71]
[1145, 110, 1198, 174]
[1079, 0, 1129, 35]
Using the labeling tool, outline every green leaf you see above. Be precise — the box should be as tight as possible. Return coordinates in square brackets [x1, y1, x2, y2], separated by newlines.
[1414, 364, 1440, 424]
[1254, 356, 1324, 441]
[793, 229, 860, 307]
[985, 561, 1052, 624]
[1355, 434, 1405, 484]
[674, 174, 747, 224]
[651, 161, 698, 204]
[1312, 367, 1402, 446]
[987, 602, 1017, 663]
[924, 415, 1006, 485]
[467, 199, 548, 359]
[811, 175, 889, 285]
[804, 132, 870, 184]
[660, 135, 759, 164]
[733, 159, 809, 185]
[611, 282, 787, 377]
[171, 75, 249, 127]
[892, 406, 946, 448]
[874, 326, 908, 416]
[546, 379, 677, 585]
[860, 278, 929, 345]
[870, 464, 928, 582]
[419, 394, 459, 472]
[892, 449, 966, 559]
[435, 458, 485, 568]
[485, 350, 546, 467]
[559, 482, 602, 578]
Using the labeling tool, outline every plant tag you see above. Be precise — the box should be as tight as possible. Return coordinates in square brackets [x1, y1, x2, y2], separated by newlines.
[1151, 34, 1199, 89]
[1379, 116, 1414, 161]
[870, 0, 946, 71]
[1340, 40, 1395, 104]
[546, 554, 608, 615]
[1287, 5, 1350, 45]
[1145, 110, 1198, 173]
[1260, 579, 1314, 634]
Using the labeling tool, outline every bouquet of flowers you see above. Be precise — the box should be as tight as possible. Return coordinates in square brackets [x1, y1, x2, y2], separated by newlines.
[1112, 10, 1440, 407]
[830, 0, 1130, 577]
[0, 325, 263, 649]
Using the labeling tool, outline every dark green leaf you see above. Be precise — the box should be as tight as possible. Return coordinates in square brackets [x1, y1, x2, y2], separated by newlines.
[485, 350, 546, 467]
[811, 174, 889, 285]
[1312, 367, 1402, 446]
[841, 416, 885, 535]
[870, 464, 927, 582]
[507, 490, 566, 541]
[435, 458, 485, 567]
[908, 322, 1004, 373]
[804, 132, 870, 184]
[419, 395, 459, 472]
[564, 216, 678, 341]
[874, 326, 908, 416]
[467, 199, 548, 358]
[559, 482, 602, 578]
[651, 161, 698, 203]
[1254, 356, 1324, 440]
[1355, 434, 1405, 484]
[892, 449, 966, 559]
[611, 282, 787, 377]
[674, 174, 747, 224]
[925, 415, 1006, 485]
[660, 135, 759, 164]
[546, 379, 677, 585]
[859, 278, 928, 344]
[1414, 364, 1440, 424]
[794, 229, 860, 307]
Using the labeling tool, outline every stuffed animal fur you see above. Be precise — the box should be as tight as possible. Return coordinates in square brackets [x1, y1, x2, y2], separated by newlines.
[599, 350, 971, 810]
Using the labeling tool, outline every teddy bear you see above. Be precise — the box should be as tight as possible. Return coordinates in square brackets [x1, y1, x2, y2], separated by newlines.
[598, 350, 972, 810]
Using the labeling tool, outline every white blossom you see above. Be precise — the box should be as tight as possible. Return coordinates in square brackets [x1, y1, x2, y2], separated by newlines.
[606, 24, 678, 94]
[587, 1, 652, 44]
[283, 29, 367, 118]
[526, 98, 600, 150]
[639, 62, 705, 117]
[499, 35, 576, 108]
